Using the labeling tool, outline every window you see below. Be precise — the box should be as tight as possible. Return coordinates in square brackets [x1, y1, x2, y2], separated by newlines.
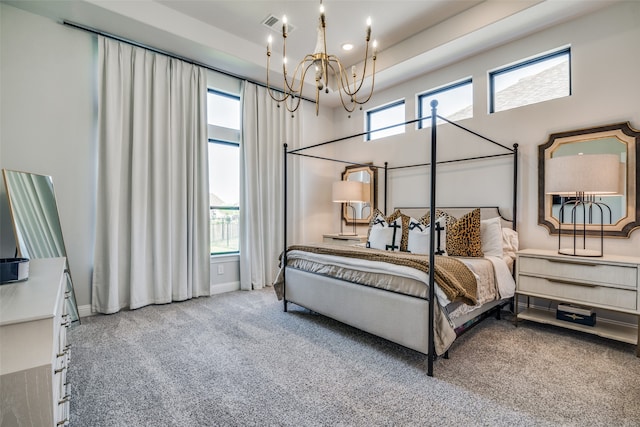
[490, 47, 571, 113]
[366, 100, 405, 141]
[207, 89, 240, 255]
[418, 79, 473, 128]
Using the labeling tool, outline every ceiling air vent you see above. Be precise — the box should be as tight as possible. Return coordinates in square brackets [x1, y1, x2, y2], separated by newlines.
[262, 14, 296, 33]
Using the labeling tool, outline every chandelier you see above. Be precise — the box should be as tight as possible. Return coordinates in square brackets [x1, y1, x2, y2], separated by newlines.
[266, 0, 378, 116]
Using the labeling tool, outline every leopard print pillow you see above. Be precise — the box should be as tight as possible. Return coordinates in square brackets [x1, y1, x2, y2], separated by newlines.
[436, 208, 483, 257]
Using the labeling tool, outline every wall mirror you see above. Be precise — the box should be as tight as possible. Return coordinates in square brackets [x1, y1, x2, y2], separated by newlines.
[2, 169, 80, 323]
[538, 122, 640, 237]
[342, 164, 378, 224]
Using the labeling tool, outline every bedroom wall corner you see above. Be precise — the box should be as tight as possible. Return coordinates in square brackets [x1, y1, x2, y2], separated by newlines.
[0, 3, 97, 308]
[294, 102, 338, 244]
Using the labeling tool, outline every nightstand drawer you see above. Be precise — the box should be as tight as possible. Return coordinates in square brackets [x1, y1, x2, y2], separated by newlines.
[518, 275, 637, 310]
[519, 256, 638, 289]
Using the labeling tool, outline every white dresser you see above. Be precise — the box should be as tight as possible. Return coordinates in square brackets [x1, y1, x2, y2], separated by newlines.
[515, 249, 639, 356]
[0, 258, 71, 426]
[322, 234, 368, 246]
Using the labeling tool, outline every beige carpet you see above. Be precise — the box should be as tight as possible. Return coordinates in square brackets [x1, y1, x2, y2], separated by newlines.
[68, 288, 640, 426]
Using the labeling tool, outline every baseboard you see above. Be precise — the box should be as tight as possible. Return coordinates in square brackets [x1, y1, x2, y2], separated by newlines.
[211, 281, 240, 295]
[78, 304, 94, 318]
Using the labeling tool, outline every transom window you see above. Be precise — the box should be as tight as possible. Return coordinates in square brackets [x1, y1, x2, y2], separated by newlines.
[418, 79, 473, 128]
[207, 89, 240, 255]
[490, 47, 571, 113]
[366, 100, 405, 141]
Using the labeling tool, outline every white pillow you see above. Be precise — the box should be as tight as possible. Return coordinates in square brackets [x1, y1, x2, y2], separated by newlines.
[480, 216, 503, 257]
[502, 227, 519, 259]
[367, 217, 402, 251]
[407, 217, 446, 255]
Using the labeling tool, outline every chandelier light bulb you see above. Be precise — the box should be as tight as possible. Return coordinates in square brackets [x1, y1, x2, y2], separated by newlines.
[367, 17, 371, 27]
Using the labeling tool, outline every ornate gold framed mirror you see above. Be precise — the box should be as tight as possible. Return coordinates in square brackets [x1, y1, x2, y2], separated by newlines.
[342, 164, 378, 224]
[538, 122, 640, 237]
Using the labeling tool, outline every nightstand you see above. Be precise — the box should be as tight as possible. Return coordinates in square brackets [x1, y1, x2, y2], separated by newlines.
[322, 234, 367, 246]
[515, 249, 639, 356]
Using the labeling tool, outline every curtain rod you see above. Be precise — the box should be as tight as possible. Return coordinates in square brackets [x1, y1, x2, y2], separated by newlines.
[62, 20, 313, 102]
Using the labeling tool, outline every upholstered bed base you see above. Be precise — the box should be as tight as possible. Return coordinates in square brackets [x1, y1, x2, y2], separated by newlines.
[285, 267, 432, 354]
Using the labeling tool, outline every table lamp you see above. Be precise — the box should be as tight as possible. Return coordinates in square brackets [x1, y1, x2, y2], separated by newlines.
[332, 181, 364, 236]
[546, 153, 621, 256]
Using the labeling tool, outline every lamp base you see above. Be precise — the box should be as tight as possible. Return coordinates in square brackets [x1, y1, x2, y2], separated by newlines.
[558, 248, 603, 257]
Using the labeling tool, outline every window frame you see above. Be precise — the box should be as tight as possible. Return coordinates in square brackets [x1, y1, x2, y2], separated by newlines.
[489, 47, 571, 114]
[365, 99, 406, 141]
[417, 78, 473, 129]
[207, 89, 241, 256]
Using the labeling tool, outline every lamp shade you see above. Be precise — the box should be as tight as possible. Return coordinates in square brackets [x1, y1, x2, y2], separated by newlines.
[332, 181, 364, 202]
[545, 153, 621, 195]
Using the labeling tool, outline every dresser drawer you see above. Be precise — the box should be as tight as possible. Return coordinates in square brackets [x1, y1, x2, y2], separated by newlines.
[519, 256, 638, 289]
[518, 275, 637, 310]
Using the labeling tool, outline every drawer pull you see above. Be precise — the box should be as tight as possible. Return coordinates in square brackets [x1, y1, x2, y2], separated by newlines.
[58, 395, 70, 405]
[54, 366, 67, 374]
[547, 259, 597, 267]
[57, 418, 69, 426]
[547, 278, 597, 288]
[56, 349, 68, 358]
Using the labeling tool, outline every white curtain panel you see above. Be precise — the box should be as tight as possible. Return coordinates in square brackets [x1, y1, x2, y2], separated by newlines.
[92, 36, 210, 314]
[240, 83, 301, 290]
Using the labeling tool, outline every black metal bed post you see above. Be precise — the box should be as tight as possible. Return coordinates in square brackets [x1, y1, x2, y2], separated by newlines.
[384, 162, 388, 214]
[427, 100, 438, 377]
[283, 143, 288, 312]
[512, 143, 519, 232]
[510, 143, 519, 312]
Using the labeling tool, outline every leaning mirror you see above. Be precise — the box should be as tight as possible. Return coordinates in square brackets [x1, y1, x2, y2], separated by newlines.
[538, 122, 640, 237]
[2, 169, 80, 322]
[342, 164, 378, 224]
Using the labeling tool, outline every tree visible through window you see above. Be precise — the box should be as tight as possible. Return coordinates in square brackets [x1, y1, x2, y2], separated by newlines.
[207, 89, 240, 255]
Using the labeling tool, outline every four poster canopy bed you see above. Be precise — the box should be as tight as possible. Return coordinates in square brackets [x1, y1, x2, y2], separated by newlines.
[275, 101, 519, 376]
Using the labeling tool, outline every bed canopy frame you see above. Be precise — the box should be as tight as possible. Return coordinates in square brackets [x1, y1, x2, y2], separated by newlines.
[281, 100, 518, 376]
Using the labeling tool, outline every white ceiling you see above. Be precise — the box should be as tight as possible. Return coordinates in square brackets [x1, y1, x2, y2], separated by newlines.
[4, 0, 616, 107]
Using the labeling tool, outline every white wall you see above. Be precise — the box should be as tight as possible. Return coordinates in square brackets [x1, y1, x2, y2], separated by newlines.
[326, 1, 640, 258]
[0, 4, 96, 311]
